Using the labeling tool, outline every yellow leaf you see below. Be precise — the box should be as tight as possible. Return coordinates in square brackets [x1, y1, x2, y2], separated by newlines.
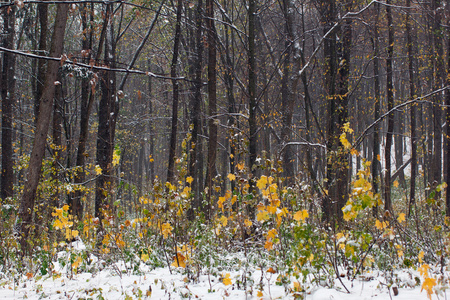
[171, 253, 186, 268]
[421, 277, 436, 300]
[397, 213, 406, 223]
[95, 165, 102, 175]
[237, 162, 245, 170]
[393, 180, 399, 188]
[161, 223, 173, 239]
[186, 176, 193, 184]
[71, 230, 79, 238]
[377, 154, 381, 161]
[267, 228, 277, 239]
[257, 210, 269, 222]
[293, 209, 309, 223]
[223, 273, 232, 286]
[219, 215, 228, 227]
[257, 290, 263, 297]
[264, 240, 273, 250]
[418, 264, 430, 277]
[343, 122, 353, 133]
[227, 173, 236, 181]
[244, 219, 252, 227]
[62, 204, 69, 211]
[26, 272, 33, 280]
[53, 219, 63, 230]
[418, 251, 425, 263]
[257, 176, 268, 190]
[141, 253, 149, 262]
[72, 255, 82, 269]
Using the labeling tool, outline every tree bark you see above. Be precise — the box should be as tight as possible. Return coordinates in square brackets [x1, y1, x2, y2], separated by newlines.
[248, 0, 257, 198]
[205, 0, 218, 216]
[95, 3, 116, 220]
[371, 1, 381, 216]
[167, 0, 183, 185]
[18, 1, 69, 253]
[406, 0, 417, 217]
[1, 3, 16, 200]
[384, 0, 394, 213]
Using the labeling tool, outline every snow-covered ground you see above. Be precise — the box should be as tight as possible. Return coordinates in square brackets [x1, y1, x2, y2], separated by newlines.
[0, 240, 442, 299]
[0, 262, 437, 299]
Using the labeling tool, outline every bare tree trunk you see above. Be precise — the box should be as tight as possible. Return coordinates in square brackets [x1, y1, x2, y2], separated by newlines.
[446, 20, 450, 217]
[280, 0, 295, 186]
[18, 1, 69, 254]
[371, 1, 381, 216]
[188, 0, 204, 211]
[95, 3, 116, 220]
[1, 3, 16, 200]
[167, 0, 183, 184]
[432, 0, 444, 195]
[406, 0, 417, 217]
[248, 0, 257, 199]
[384, 0, 394, 213]
[72, 2, 94, 220]
[205, 0, 218, 217]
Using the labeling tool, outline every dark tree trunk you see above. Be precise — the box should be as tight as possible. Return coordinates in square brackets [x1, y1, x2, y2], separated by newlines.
[95, 3, 116, 220]
[188, 0, 204, 211]
[384, 0, 394, 213]
[432, 0, 444, 194]
[18, 1, 69, 254]
[1, 4, 16, 200]
[34, 2, 48, 119]
[371, 3, 381, 216]
[406, 0, 417, 217]
[280, 0, 295, 186]
[445, 12, 450, 217]
[320, 0, 352, 223]
[167, 0, 183, 185]
[248, 0, 257, 197]
[72, 2, 94, 220]
[205, 0, 218, 216]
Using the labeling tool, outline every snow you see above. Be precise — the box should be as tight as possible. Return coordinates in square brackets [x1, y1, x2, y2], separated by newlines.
[0, 262, 434, 299]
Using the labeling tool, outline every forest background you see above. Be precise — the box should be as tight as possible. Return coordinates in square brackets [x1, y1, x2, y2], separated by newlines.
[0, 0, 450, 298]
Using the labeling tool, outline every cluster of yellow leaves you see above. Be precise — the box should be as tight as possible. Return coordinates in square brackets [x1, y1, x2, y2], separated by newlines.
[339, 122, 354, 149]
[419, 263, 437, 300]
[72, 255, 82, 269]
[161, 222, 173, 239]
[293, 209, 309, 224]
[52, 205, 79, 240]
[222, 273, 232, 286]
[112, 148, 120, 167]
[264, 228, 278, 251]
[343, 162, 378, 221]
[218, 190, 237, 212]
[171, 245, 193, 268]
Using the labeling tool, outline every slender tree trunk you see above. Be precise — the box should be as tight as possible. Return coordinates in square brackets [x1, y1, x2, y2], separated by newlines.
[72, 2, 94, 220]
[446, 15, 450, 217]
[34, 2, 48, 119]
[188, 0, 204, 211]
[18, 1, 69, 253]
[95, 3, 116, 220]
[384, 0, 394, 213]
[248, 0, 257, 198]
[280, 0, 295, 186]
[406, 0, 417, 217]
[371, 1, 381, 216]
[432, 0, 444, 194]
[205, 0, 218, 216]
[1, 4, 16, 200]
[167, 0, 183, 185]
[321, 0, 351, 223]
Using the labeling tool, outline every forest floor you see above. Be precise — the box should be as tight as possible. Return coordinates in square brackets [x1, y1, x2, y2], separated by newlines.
[0, 240, 439, 300]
